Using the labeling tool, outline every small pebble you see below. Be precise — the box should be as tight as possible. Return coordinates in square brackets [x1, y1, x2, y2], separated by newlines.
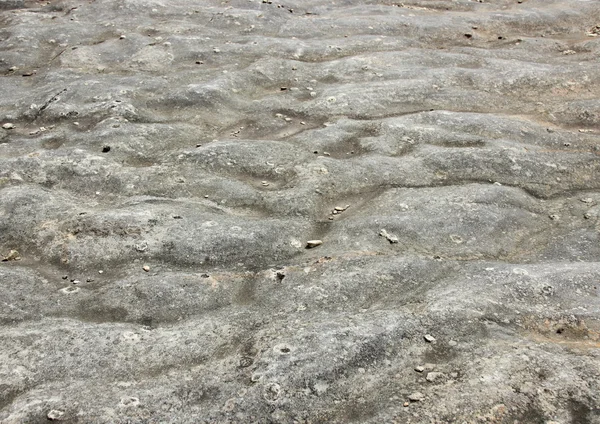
[142, 265, 150, 272]
[423, 334, 436, 343]
[2, 123, 15, 130]
[306, 240, 323, 248]
[426, 372, 444, 382]
[379, 229, 399, 244]
[2, 250, 20, 261]
[414, 365, 425, 373]
[408, 392, 425, 402]
[581, 198, 593, 203]
[47, 410, 65, 421]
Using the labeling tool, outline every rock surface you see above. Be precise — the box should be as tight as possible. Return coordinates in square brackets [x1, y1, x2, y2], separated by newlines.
[1, 0, 600, 423]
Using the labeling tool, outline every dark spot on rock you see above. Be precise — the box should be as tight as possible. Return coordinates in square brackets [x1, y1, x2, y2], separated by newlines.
[140, 316, 153, 328]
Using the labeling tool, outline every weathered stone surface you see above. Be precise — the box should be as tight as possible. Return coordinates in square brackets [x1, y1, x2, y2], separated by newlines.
[1, 0, 600, 423]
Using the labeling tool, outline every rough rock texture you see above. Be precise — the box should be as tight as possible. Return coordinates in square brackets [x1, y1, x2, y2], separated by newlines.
[1, 0, 600, 423]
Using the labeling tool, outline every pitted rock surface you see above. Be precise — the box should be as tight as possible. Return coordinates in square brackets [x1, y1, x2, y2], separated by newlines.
[1, 0, 600, 423]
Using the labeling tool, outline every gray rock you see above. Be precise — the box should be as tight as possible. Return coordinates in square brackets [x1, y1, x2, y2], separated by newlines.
[408, 392, 425, 402]
[306, 240, 323, 248]
[379, 229, 399, 244]
[426, 372, 445, 382]
[46, 410, 64, 421]
[1, 0, 600, 423]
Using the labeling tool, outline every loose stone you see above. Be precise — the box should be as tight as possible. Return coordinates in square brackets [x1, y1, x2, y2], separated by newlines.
[47, 410, 65, 420]
[408, 392, 425, 402]
[2, 123, 15, 129]
[143, 265, 150, 272]
[379, 229, 399, 244]
[426, 372, 444, 382]
[306, 240, 323, 248]
[423, 334, 436, 343]
[2, 250, 21, 261]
